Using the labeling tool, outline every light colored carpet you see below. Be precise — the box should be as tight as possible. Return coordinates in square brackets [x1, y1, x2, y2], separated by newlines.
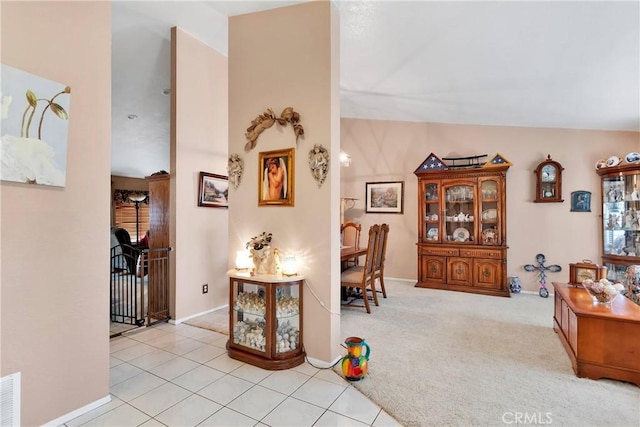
[339, 280, 640, 427]
[183, 309, 229, 335]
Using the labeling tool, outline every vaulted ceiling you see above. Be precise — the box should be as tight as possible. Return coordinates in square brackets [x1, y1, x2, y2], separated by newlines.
[112, 1, 640, 178]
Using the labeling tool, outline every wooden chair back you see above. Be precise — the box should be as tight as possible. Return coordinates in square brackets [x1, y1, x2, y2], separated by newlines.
[373, 223, 390, 298]
[340, 224, 380, 313]
[341, 222, 362, 248]
[341, 222, 362, 267]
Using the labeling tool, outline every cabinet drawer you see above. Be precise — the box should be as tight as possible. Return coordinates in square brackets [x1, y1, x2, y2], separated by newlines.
[420, 247, 459, 256]
[460, 248, 502, 258]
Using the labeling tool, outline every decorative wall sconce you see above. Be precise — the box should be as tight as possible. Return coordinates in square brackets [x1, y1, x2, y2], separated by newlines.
[227, 153, 244, 189]
[340, 150, 351, 167]
[235, 250, 253, 271]
[282, 255, 298, 277]
[308, 144, 329, 187]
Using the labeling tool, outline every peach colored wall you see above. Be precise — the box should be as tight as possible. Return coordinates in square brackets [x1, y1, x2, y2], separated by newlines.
[172, 28, 229, 321]
[341, 118, 640, 292]
[229, 1, 342, 362]
[0, 1, 111, 425]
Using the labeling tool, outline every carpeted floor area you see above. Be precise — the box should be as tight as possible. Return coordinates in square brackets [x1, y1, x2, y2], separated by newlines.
[340, 279, 640, 427]
[183, 309, 229, 335]
[184, 280, 639, 426]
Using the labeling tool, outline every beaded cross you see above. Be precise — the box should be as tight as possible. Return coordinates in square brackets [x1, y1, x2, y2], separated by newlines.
[524, 253, 562, 298]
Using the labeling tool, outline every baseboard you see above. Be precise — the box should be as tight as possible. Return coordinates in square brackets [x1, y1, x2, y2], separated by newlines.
[44, 395, 111, 426]
[385, 276, 414, 284]
[173, 304, 228, 325]
[306, 354, 343, 370]
[387, 276, 553, 296]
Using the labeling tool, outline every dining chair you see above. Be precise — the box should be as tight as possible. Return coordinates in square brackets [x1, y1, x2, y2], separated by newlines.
[340, 222, 362, 268]
[373, 223, 390, 298]
[341, 224, 380, 313]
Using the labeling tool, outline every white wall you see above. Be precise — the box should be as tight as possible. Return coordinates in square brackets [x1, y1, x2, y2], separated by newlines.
[228, 1, 342, 362]
[172, 28, 230, 321]
[0, 2, 111, 425]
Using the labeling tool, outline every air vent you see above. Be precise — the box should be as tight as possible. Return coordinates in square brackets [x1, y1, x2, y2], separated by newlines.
[0, 372, 20, 427]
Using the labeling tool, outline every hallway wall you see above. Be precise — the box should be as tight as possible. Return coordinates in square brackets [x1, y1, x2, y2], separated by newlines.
[0, 2, 112, 425]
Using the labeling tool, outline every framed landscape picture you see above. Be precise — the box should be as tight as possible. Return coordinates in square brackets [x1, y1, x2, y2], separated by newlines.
[198, 172, 228, 208]
[366, 181, 404, 214]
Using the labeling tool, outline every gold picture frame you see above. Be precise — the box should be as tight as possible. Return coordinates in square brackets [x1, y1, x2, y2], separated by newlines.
[258, 148, 294, 206]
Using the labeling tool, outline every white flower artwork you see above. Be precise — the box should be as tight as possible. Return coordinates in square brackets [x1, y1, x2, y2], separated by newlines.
[1, 64, 71, 187]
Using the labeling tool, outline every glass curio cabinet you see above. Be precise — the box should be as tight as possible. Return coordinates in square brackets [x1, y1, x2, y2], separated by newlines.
[597, 163, 640, 305]
[414, 154, 510, 297]
[227, 270, 305, 369]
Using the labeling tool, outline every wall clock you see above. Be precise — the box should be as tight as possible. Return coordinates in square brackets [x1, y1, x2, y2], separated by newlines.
[533, 154, 564, 203]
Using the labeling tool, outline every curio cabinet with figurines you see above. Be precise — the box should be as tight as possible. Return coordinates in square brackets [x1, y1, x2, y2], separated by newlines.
[226, 270, 305, 369]
[597, 157, 640, 305]
[414, 153, 511, 297]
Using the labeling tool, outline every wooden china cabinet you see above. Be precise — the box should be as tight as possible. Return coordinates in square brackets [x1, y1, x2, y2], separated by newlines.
[146, 172, 170, 250]
[146, 172, 171, 321]
[414, 153, 510, 297]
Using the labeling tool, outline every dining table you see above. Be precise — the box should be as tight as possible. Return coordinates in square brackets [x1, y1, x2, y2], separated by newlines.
[340, 245, 368, 302]
[340, 245, 367, 263]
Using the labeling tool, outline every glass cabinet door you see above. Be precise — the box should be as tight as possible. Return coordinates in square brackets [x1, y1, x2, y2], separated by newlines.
[232, 281, 267, 353]
[480, 179, 499, 245]
[539, 164, 558, 199]
[423, 182, 439, 242]
[602, 176, 640, 257]
[275, 283, 301, 353]
[444, 183, 475, 243]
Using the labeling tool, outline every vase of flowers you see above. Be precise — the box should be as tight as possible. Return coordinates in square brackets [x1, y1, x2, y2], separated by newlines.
[246, 232, 273, 275]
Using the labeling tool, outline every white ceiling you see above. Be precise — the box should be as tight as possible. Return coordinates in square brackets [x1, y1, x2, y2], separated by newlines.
[111, 0, 640, 178]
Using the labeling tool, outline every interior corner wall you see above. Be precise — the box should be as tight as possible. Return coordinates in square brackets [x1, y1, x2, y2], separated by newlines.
[341, 118, 640, 292]
[0, 2, 111, 425]
[172, 27, 229, 321]
[228, 1, 342, 362]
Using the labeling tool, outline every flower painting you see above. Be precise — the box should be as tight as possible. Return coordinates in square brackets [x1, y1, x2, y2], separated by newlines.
[1, 64, 71, 187]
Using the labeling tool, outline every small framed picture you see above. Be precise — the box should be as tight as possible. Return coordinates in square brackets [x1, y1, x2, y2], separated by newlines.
[198, 172, 228, 208]
[259, 148, 295, 206]
[365, 181, 404, 214]
[570, 190, 591, 212]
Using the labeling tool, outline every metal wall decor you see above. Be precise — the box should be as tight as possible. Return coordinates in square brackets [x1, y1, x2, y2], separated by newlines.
[308, 144, 329, 187]
[227, 153, 244, 189]
[524, 253, 561, 298]
[244, 107, 304, 152]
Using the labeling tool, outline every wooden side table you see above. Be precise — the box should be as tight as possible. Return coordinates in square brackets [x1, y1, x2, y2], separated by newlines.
[552, 282, 640, 386]
[226, 270, 305, 370]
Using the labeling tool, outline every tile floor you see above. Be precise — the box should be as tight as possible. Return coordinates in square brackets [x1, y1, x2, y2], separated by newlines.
[65, 321, 400, 426]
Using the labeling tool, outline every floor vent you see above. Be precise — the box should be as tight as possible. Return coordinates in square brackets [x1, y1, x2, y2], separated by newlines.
[0, 372, 20, 427]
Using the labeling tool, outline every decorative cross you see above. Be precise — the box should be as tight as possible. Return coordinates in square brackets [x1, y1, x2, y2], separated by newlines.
[523, 253, 562, 298]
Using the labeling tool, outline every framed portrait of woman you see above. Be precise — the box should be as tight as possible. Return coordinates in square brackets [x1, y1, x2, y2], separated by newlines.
[258, 148, 294, 206]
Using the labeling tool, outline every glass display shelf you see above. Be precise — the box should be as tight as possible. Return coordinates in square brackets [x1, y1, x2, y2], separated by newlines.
[227, 270, 305, 369]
